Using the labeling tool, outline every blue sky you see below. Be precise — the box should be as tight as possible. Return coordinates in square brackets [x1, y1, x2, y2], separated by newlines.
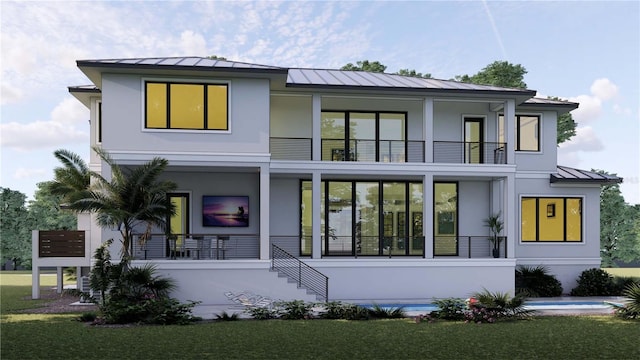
[1, 1, 638, 204]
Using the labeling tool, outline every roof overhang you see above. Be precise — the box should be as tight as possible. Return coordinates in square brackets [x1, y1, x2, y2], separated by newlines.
[68, 85, 101, 108]
[551, 166, 623, 185]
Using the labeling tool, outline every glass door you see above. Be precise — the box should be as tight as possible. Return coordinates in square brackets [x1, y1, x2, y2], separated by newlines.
[464, 117, 484, 164]
[167, 193, 190, 257]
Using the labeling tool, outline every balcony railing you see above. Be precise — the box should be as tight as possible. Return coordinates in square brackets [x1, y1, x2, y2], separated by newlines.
[270, 137, 312, 160]
[131, 233, 259, 260]
[321, 139, 425, 162]
[434, 141, 507, 164]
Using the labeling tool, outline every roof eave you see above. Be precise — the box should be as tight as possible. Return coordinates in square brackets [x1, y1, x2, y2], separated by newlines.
[68, 86, 101, 108]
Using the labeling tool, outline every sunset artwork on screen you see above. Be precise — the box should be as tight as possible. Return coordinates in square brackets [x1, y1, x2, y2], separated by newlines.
[202, 196, 249, 227]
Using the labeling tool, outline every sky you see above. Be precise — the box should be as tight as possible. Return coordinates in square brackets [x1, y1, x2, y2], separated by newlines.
[1, 0, 639, 205]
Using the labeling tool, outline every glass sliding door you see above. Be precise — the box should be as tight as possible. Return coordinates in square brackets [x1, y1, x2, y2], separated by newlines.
[326, 182, 353, 255]
[168, 193, 190, 257]
[383, 182, 406, 255]
[355, 182, 379, 255]
[434, 183, 458, 256]
[409, 183, 424, 255]
[350, 113, 376, 162]
[321, 112, 346, 161]
[300, 181, 312, 256]
[379, 113, 406, 162]
[464, 117, 483, 164]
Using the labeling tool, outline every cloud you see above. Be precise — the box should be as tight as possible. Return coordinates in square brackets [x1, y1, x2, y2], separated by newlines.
[14, 167, 47, 180]
[1, 82, 23, 104]
[590, 78, 618, 101]
[559, 126, 604, 153]
[180, 31, 207, 55]
[0, 98, 88, 151]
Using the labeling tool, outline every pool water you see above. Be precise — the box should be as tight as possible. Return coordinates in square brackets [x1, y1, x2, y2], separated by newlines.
[360, 301, 610, 313]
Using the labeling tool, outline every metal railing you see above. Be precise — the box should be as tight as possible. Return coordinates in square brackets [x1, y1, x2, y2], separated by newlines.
[434, 236, 507, 258]
[270, 137, 312, 160]
[321, 139, 425, 163]
[131, 233, 260, 260]
[271, 244, 328, 302]
[434, 141, 507, 164]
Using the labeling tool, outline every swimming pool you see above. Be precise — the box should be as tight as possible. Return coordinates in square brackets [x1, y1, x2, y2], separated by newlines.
[359, 300, 613, 313]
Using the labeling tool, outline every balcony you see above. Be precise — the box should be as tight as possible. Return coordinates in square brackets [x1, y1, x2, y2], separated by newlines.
[271, 137, 506, 165]
[131, 233, 260, 260]
[434, 141, 507, 164]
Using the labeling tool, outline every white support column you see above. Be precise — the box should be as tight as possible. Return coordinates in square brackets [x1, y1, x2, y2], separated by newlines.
[423, 173, 434, 258]
[31, 230, 40, 299]
[56, 267, 63, 294]
[505, 173, 516, 258]
[259, 165, 270, 260]
[504, 99, 516, 165]
[424, 97, 434, 163]
[312, 94, 321, 161]
[312, 171, 322, 259]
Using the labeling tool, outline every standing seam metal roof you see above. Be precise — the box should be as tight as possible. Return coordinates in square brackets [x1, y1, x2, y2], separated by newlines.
[551, 166, 622, 184]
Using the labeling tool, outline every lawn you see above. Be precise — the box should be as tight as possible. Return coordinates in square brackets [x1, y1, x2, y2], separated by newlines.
[2, 271, 639, 360]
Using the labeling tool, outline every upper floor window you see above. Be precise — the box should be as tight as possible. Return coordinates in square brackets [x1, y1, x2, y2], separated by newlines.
[321, 111, 406, 162]
[145, 81, 228, 131]
[498, 114, 540, 152]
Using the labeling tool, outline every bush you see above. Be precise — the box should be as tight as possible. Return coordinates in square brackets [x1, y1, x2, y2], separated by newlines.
[275, 300, 315, 320]
[319, 302, 370, 320]
[612, 276, 640, 294]
[101, 296, 200, 325]
[515, 265, 563, 297]
[76, 312, 97, 322]
[244, 306, 277, 320]
[570, 268, 617, 296]
[215, 311, 240, 321]
[431, 298, 466, 320]
[472, 289, 533, 320]
[614, 282, 640, 320]
[367, 304, 406, 319]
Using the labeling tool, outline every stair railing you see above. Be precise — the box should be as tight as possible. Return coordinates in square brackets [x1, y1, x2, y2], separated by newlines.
[271, 244, 328, 302]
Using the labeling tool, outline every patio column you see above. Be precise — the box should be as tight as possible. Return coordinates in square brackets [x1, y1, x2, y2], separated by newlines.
[505, 173, 516, 258]
[312, 94, 321, 161]
[424, 97, 434, 163]
[31, 230, 40, 299]
[423, 173, 434, 258]
[259, 164, 270, 260]
[312, 171, 322, 259]
[504, 99, 516, 165]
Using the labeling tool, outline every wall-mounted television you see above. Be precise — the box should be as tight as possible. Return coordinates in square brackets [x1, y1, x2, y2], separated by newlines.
[202, 196, 249, 227]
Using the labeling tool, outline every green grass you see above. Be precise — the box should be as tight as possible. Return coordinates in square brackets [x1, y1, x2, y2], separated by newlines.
[603, 267, 640, 278]
[2, 272, 639, 360]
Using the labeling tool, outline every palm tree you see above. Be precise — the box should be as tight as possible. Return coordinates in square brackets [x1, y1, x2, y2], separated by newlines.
[47, 149, 91, 205]
[67, 146, 177, 261]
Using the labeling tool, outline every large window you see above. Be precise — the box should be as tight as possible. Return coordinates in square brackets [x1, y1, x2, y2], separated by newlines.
[498, 114, 540, 151]
[145, 82, 228, 130]
[321, 111, 406, 162]
[521, 197, 582, 242]
[301, 180, 423, 256]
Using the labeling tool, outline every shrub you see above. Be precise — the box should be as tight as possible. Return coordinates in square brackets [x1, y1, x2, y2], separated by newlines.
[367, 304, 406, 319]
[101, 296, 200, 325]
[464, 307, 499, 324]
[275, 300, 315, 320]
[612, 276, 640, 295]
[244, 306, 277, 320]
[431, 298, 466, 320]
[319, 301, 370, 320]
[472, 289, 533, 320]
[215, 311, 240, 321]
[76, 312, 97, 322]
[570, 268, 617, 296]
[614, 282, 640, 320]
[515, 265, 563, 297]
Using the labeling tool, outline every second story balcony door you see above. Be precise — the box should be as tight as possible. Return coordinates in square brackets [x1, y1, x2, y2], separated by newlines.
[464, 117, 484, 164]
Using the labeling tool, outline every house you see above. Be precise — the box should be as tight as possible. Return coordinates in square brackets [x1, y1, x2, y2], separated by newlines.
[33, 56, 622, 304]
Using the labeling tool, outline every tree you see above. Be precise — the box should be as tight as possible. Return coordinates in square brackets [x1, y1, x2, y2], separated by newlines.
[456, 61, 576, 144]
[0, 188, 32, 268]
[596, 170, 640, 267]
[28, 182, 77, 231]
[455, 60, 528, 89]
[207, 55, 227, 60]
[67, 146, 177, 261]
[48, 149, 91, 205]
[396, 69, 431, 78]
[341, 60, 387, 72]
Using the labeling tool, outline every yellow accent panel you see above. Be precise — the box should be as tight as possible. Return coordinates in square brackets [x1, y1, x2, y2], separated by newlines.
[170, 84, 204, 129]
[146, 83, 167, 128]
[566, 198, 582, 241]
[538, 198, 564, 241]
[521, 198, 537, 241]
[207, 85, 228, 130]
[519, 116, 539, 151]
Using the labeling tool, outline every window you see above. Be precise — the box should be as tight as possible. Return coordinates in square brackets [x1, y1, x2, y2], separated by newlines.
[301, 180, 423, 256]
[321, 111, 407, 162]
[145, 82, 228, 130]
[521, 197, 582, 242]
[434, 182, 458, 255]
[96, 101, 102, 143]
[498, 114, 540, 151]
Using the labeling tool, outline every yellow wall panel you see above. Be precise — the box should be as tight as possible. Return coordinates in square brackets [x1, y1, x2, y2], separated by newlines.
[207, 85, 228, 130]
[146, 83, 167, 128]
[566, 198, 582, 241]
[538, 198, 564, 241]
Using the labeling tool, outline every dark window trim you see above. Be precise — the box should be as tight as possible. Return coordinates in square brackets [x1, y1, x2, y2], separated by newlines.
[433, 181, 459, 256]
[521, 196, 583, 242]
[322, 110, 408, 162]
[499, 113, 541, 152]
[144, 81, 229, 131]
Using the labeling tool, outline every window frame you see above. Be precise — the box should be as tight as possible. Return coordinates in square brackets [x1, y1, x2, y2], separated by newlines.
[520, 196, 584, 243]
[142, 78, 230, 133]
[498, 113, 542, 152]
[321, 110, 408, 162]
